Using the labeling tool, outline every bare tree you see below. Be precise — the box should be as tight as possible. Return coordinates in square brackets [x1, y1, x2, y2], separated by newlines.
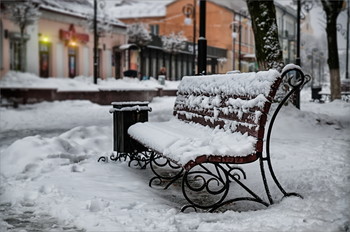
[161, 32, 187, 54]
[127, 23, 152, 47]
[320, 0, 345, 100]
[127, 23, 152, 77]
[4, 0, 41, 72]
[161, 32, 187, 80]
[246, 0, 284, 72]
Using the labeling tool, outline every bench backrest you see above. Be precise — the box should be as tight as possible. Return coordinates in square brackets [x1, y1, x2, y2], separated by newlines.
[173, 70, 283, 153]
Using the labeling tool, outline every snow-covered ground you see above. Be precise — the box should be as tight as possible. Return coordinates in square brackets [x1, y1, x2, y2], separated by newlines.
[0, 71, 180, 91]
[0, 79, 350, 231]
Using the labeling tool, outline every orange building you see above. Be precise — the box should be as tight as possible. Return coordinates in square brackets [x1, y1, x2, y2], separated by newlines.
[115, 0, 256, 79]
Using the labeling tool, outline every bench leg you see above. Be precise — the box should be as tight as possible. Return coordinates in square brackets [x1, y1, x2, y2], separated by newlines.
[259, 155, 303, 205]
[181, 163, 269, 212]
[148, 152, 184, 189]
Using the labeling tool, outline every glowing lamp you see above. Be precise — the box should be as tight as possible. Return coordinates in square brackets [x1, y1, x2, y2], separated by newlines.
[41, 36, 50, 43]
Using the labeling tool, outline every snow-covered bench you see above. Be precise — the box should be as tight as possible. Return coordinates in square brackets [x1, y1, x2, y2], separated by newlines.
[128, 65, 308, 212]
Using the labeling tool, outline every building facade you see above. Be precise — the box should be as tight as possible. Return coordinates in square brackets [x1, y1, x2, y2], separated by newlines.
[0, 0, 127, 79]
[114, 0, 256, 79]
[275, 2, 298, 64]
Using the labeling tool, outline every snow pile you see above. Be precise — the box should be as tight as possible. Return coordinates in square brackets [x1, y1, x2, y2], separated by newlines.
[0, 71, 180, 91]
[1, 126, 111, 178]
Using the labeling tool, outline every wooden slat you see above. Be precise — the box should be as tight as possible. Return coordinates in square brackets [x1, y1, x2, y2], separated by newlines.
[175, 113, 265, 139]
[174, 105, 267, 125]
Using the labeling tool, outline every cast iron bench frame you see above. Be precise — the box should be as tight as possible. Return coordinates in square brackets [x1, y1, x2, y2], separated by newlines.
[128, 65, 309, 212]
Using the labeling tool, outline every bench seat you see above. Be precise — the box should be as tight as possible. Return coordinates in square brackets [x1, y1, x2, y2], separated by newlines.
[128, 118, 259, 169]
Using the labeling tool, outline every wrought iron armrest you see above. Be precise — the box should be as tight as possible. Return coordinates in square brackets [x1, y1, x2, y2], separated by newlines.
[262, 67, 309, 200]
[266, 67, 310, 156]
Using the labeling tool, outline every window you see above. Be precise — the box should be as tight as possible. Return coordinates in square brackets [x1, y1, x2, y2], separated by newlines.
[150, 24, 159, 35]
[10, 39, 22, 71]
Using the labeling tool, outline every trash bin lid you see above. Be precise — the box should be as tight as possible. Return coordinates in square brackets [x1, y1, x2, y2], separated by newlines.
[111, 101, 149, 108]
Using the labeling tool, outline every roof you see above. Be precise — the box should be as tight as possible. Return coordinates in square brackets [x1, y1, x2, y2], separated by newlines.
[38, 0, 126, 27]
[274, 1, 297, 18]
[207, 0, 247, 13]
[109, 0, 174, 19]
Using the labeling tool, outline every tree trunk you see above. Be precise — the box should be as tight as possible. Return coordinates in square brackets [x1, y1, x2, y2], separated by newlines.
[321, 0, 343, 100]
[246, 0, 284, 72]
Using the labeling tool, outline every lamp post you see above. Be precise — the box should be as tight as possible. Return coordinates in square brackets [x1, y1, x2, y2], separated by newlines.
[346, 0, 349, 79]
[232, 23, 238, 70]
[197, 0, 207, 75]
[233, 10, 247, 72]
[295, 0, 301, 109]
[238, 14, 242, 71]
[93, 0, 98, 84]
[183, 1, 196, 75]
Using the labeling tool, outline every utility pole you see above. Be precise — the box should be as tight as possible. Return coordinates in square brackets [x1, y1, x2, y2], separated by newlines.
[93, 0, 98, 84]
[197, 0, 207, 75]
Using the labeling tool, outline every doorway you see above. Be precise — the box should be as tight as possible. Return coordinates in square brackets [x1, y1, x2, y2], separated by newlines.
[39, 42, 50, 78]
[68, 46, 77, 78]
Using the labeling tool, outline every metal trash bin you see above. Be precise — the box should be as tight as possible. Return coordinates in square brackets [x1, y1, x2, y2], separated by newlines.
[158, 75, 165, 85]
[110, 102, 152, 153]
[311, 86, 322, 101]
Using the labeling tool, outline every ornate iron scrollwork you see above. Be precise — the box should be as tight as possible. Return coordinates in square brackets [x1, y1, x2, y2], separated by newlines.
[181, 163, 269, 213]
[97, 150, 153, 169]
[149, 152, 184, 189]
[181, 163, 230, 212]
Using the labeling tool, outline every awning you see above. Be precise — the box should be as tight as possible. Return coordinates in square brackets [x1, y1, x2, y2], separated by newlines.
[118, 44, 139, 50]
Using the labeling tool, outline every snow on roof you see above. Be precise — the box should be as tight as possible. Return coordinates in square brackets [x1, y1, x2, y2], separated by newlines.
[108, 0, 174, 19]
[208, 0, 247, 13]
[38, 0, 125, 27]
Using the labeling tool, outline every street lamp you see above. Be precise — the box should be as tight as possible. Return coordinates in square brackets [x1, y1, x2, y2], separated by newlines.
[197, 0, 207, 75]
[232, 10, 247, 72]
[94, 0, 98, 84]
[231, 22, 238, 70]
[183, 1, 196, 75]
[346, 0, 349, 79]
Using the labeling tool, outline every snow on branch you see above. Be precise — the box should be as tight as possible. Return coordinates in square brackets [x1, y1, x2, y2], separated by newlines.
[84, 15, 113, 38]
[161, 32, 187, 54]
[127, 23, 152, 47]
[4, 0, 41, 31]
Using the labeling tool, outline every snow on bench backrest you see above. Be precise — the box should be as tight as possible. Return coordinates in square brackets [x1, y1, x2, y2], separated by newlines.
[174, 69, 282, 153]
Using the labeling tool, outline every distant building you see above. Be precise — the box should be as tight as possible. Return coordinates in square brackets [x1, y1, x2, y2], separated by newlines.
[0, 0, 127, 79]
[112, 0, 256, 79]
[275, 2, 298, 64]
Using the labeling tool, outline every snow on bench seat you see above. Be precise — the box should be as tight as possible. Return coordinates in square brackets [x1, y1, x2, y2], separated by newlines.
[128, 119, 257, 167]
[128, 69, 283, 169]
